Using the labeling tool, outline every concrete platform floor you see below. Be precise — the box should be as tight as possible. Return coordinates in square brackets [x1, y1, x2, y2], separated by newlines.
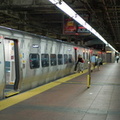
[0, 63, 120, 120]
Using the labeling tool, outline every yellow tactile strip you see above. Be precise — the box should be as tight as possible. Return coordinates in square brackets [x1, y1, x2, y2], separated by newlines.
[0, 70, 88, 111]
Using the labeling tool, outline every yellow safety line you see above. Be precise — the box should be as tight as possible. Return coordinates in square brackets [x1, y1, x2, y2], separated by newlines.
[55, 81, 85, 84]
[0, 70, 88, 111]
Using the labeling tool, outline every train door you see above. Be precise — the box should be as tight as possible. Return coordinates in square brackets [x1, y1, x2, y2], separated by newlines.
[4, 38, 20, 96]
[106, 53, 112, 63]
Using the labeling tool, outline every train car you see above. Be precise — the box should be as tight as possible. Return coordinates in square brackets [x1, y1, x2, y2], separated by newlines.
[0, 26, 106, 99]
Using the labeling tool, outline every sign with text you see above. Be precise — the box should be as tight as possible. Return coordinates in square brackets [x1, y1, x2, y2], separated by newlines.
[63, 18, 77, 35]
[63, 14, 91, 35]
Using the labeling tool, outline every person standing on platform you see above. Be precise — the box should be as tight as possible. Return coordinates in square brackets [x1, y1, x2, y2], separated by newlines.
[116, 54, 119, 63]
[74, 54, 84, 73]
[90, 54, 96, 72]
[97, 55, 102, 70]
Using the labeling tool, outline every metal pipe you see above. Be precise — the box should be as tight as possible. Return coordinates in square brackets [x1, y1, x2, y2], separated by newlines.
[87, 61, 91, 88]
[102, 0, 116, 41]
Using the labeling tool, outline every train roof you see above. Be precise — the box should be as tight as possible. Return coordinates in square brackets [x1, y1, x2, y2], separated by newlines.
[0, 25, 91, 49]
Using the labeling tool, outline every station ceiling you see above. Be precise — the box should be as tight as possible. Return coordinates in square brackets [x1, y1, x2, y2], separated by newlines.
[0, 0, 120, 52]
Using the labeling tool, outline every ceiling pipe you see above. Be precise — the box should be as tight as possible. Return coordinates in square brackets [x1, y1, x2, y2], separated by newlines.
[79, 0, 112, 43]
[112, 0, 120, 43]
[48, 0, 118, 52]
[102, 0, 116, 42]
[79, 0, 104, 29]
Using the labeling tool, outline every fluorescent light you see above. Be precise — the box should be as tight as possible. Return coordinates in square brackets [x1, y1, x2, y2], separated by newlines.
[48, 0, 118, 52]
[108, 44, 116, 51]
[49, 0, 59, 4]
[84, 23, 92, 31]
[74, 16, 86, 26]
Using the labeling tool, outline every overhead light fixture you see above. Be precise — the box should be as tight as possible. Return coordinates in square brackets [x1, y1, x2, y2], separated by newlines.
[48, 0, 118, 52]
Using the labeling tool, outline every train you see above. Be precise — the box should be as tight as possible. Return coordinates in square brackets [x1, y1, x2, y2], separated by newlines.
[0, 26, 107, 99]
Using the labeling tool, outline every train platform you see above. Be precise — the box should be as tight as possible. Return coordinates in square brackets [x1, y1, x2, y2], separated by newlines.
[0, 62, 120, 120]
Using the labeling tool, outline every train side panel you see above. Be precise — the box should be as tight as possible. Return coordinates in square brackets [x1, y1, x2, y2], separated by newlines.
[0, 36, 5, 99]
[20, 36, 41, 91]
[48, 41, 59, 81]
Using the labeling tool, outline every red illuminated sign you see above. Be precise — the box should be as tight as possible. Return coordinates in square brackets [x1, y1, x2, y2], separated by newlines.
[63, 15, 91, 35]
[63, 18, 77, 35]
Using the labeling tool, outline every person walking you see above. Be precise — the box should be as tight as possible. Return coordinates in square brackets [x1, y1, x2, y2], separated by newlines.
[90, 54, 96, 72]
[97, 55, 102, 70]
[116, 54, 119, 63]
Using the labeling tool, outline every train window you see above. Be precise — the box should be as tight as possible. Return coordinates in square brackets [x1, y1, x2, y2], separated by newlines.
[58, 54, 63, 65]
[50, 54, 57, 66]
[64, 54, 68, 64]
[41, 54, 49, 67]
[29, 54, 40, 69]
[69, 54, 72, 63]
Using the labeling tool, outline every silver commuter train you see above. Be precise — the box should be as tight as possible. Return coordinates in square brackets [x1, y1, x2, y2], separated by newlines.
[0, 26, 106, 99]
